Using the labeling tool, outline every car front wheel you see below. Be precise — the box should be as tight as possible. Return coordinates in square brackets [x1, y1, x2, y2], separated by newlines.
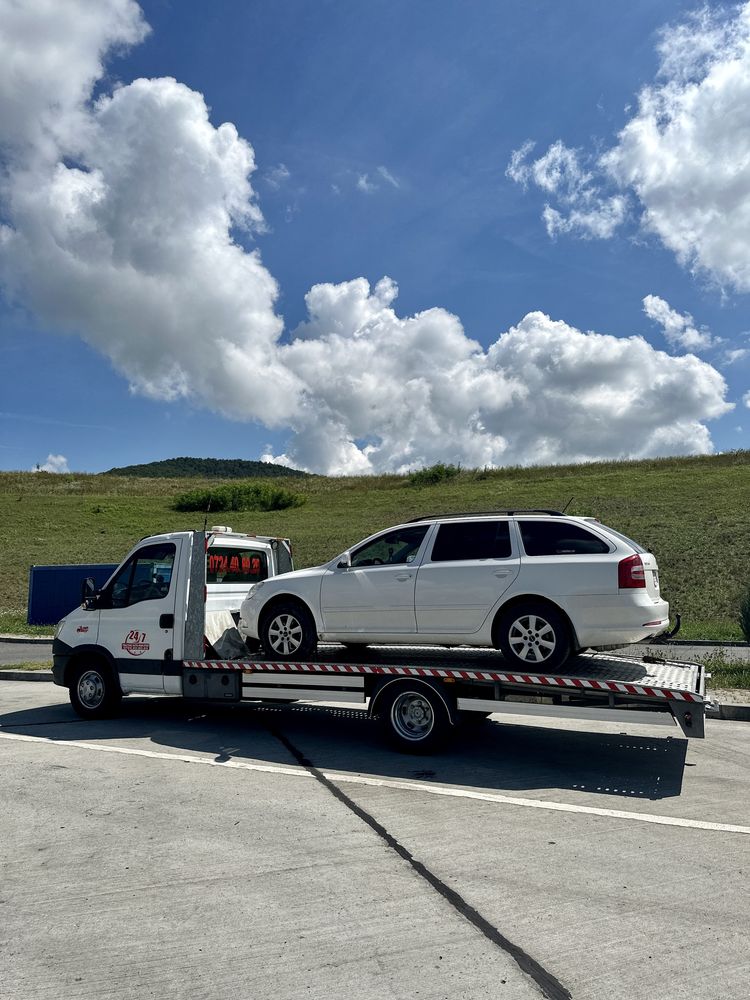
[496, 603, 571, 672]
[260, 602, 317, 660]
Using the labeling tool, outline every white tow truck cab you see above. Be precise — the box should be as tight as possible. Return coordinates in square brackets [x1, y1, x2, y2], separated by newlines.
[53, 527, 292, 697]
[53, 530, 708, 753]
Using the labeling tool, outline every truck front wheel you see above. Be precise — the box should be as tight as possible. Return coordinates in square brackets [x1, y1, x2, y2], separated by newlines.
[379, 683, 452, 754]
[69, 661, 122, 719]
[260, 602, 317, 660]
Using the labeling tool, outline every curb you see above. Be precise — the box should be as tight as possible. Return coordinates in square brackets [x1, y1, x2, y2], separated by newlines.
[0, 670, 53, 681]
[708, 703, 750, 722]
[0, 635, 53, 644]
[652, 639, 749, 648]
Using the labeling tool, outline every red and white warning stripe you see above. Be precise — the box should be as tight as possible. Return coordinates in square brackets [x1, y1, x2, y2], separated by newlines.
[183, 659, 702, 703]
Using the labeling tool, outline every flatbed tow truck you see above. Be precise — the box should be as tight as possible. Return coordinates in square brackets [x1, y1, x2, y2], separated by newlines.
[53, 531, 707, 752]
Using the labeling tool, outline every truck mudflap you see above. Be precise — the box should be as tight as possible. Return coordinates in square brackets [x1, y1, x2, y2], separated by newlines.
[181, 647, 707, 738]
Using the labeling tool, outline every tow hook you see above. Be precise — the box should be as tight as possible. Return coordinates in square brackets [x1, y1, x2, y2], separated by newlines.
[653, 612, 681, 643]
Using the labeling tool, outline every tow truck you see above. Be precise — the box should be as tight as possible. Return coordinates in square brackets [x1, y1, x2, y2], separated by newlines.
[52, 530, 707, 752]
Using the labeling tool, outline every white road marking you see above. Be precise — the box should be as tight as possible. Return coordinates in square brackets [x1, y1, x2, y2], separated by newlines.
[2, 729, 749, 836]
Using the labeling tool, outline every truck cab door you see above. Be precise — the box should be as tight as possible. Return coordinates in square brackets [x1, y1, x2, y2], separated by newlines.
[95, 540, 181, 693]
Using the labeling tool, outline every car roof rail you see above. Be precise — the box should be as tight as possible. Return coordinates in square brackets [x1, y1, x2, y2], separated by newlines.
[406, 509, 565, 523]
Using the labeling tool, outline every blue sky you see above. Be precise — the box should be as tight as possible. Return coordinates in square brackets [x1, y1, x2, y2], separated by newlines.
[0, 0, 748, 473]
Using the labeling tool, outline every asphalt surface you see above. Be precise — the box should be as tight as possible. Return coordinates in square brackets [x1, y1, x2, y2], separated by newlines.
[1, 681, 748, 1000]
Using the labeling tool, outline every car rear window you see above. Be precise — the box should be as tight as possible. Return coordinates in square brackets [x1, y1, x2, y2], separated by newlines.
[207, 546, 269, 584]
[431, 521, 512, 561]
[518, 521, 610, 556]
[598, 525, 647, 554]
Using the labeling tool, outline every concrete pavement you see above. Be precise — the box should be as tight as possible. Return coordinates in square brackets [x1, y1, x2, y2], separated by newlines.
[1, 682, 748, 1000]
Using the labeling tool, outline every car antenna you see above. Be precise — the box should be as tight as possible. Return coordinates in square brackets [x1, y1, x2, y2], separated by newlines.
[202, 496, 212, 532]
[561, 496, 574, 513]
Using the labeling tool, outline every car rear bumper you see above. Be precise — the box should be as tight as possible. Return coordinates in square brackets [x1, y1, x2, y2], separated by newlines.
[565, 594, 670, 648]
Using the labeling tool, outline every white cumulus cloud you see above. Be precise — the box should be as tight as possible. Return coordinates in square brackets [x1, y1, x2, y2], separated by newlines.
[356, 173, 377, 194]
[262, 277, 732, 474]
[377, 165, 400, 189]
[510, 2, 750, 291]
[0, 0, 300, 428]
[507, 140, 627, 239]
[642, 295, 716, 352]
[33, 454, 70, 474]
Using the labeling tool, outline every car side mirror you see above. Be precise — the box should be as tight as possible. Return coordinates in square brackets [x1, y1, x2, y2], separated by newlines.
[81, 577, 99, 608]
[337, 552, 352, 569]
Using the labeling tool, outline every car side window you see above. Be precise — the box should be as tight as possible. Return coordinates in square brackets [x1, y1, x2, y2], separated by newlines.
[107, 543, 176, 608]
[518, 521, 610, 556]
[431, 521, 512, 561]
[350, 526, 429, 567]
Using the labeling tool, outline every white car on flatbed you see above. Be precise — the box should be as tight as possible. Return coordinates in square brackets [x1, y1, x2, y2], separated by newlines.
[239, 509, 669, 672]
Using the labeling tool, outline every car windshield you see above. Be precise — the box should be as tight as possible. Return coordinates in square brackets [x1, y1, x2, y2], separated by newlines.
[350, 525, 429, 567]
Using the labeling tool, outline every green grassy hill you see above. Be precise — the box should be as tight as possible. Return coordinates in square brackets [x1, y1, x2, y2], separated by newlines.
[102, 456, 307, 478]
[1, 451, 749, 640]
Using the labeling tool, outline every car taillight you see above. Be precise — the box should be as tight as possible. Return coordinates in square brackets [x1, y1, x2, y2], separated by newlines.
[618, 554, 646, 589]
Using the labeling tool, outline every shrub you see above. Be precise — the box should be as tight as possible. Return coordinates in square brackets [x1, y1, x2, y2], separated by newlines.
[173, 483, 305, 513]
[739, 586, 750, 642]
[407, 463, 461, 487]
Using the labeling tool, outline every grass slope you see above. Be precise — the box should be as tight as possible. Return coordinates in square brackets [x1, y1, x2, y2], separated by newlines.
[1, 451, 748, 641]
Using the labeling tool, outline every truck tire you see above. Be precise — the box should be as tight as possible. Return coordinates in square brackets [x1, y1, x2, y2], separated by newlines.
[379, 682, 451, 754]
[69, 660, 122, 719]
[496, 601, 571, 672]
[260, 601, 317, 660]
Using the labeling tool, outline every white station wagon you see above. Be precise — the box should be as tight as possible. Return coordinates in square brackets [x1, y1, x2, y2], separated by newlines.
[239, 510, 669, 671]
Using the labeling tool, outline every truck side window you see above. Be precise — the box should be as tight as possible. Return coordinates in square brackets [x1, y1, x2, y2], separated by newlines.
[431, 521, 512, 561]
[518, 521, 610, 556]
[108, 543, 176, 608]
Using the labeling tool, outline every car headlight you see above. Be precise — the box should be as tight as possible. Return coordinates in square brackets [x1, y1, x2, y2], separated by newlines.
[245, 582, 264, 600]
[54, 619, 66, 638]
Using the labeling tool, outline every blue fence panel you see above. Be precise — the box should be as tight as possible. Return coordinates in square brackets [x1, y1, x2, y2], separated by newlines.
[28, 564, 119, 626]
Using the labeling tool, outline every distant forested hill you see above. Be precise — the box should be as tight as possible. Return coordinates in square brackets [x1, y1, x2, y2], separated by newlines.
[102, 457, 308, 478]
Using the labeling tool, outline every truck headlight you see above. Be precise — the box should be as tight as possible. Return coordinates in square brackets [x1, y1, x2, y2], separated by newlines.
[54, 619, 66, 639]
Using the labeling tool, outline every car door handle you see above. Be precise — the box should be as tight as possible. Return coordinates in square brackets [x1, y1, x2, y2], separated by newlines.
[159, 613, 174, 629]
[494, 571, 511, 578]
[395, 573, 413, 581]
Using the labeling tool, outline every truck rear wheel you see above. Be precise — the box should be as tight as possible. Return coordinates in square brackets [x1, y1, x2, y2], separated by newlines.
[69, 661, 122, 719]
[379, 682, 451, 754]
[260, 601, 317, 660]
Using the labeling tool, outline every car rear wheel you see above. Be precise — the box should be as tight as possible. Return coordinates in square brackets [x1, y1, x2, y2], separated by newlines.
[260, 602, 317, 660]
[496, 602, 571, 672]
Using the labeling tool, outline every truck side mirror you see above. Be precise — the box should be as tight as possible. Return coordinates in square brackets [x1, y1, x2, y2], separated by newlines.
[81, 577, 98, 608]
[337, 552, 351, 569]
